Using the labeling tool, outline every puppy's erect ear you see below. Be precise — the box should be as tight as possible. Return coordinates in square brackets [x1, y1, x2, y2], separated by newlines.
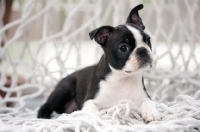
[126, 4, 145, 30]
[89, 26, 114, 46]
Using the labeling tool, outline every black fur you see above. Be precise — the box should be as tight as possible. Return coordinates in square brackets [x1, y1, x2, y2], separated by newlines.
[126, 4, 145, 30]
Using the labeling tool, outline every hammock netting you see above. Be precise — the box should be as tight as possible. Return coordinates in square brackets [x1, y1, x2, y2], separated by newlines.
[0, 0, 200, 131]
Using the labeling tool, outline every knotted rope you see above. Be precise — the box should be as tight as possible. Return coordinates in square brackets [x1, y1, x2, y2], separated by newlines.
[0, 91, 200, 132]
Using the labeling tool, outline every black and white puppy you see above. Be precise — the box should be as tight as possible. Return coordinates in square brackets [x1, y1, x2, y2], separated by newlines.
[38, 4, 160, 123]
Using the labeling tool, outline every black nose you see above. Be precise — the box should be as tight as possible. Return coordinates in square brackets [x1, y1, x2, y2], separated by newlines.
[136, 47, 147, 56]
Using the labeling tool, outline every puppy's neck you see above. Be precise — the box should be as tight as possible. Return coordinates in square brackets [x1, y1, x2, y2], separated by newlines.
[108, 65, 143, 83]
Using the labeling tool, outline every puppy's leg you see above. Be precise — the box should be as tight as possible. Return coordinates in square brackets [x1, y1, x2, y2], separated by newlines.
[37, 76, 76, 119]
[82, 100, 100, 117]
[141, 100, 160, 123]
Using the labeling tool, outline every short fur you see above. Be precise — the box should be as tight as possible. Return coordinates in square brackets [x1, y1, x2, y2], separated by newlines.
[38, 4, 160, 123]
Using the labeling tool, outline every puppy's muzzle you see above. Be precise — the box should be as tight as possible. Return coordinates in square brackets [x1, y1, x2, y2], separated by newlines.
[136, 47, 152, 68]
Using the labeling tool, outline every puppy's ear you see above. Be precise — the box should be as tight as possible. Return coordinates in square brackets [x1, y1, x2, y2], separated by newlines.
[89, 26, 114, 46]
[126, 4, 145, 30]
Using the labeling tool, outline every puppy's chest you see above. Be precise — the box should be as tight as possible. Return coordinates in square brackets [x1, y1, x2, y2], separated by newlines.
[94, 77, 148, 109]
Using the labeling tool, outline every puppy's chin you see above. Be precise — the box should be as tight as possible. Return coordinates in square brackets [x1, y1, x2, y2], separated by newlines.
[124, 61, 153, 75]
[138, 60, 153, 70]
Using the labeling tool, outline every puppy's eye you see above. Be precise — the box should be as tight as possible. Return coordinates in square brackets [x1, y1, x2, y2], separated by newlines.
[146, 37, 151, 45]
[119, 45, 129, 52]
[146, 37, 152, 50]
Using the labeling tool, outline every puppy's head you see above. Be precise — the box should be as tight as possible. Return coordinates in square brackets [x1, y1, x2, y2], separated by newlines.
[89, 4, 153, 75]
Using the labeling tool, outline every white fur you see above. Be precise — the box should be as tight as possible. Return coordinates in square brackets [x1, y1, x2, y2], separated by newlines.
[95, 69, 149, 110]
[82, 100, 100, 117]
[141, 100, 160, 122]
[82, 67, 149, 114]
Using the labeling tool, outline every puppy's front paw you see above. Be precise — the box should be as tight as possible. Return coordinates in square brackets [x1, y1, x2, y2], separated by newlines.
[82, 107, 101, 117]
[82, 100, 101, 117]
[90, 110, 101, 117]
[141, 100, 160, 123]
[141, 106, 160, 123]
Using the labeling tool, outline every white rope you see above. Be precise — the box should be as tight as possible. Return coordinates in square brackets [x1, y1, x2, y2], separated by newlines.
[0, 91, 200, 132]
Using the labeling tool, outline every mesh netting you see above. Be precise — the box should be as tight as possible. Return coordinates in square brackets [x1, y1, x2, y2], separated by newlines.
[0, 0, 200, 118]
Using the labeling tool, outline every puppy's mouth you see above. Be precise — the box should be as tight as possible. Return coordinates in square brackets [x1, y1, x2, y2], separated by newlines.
[138, 58, 153, 69]
[125, 70, 132, 73]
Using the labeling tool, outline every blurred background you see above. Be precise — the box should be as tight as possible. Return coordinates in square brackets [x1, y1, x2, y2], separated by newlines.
[0, 0, 200, 115]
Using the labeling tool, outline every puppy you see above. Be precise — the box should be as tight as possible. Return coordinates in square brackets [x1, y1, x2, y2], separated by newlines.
[37, 4, 160, 123]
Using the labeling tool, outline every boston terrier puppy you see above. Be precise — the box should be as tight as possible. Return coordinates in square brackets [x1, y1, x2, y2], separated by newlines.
[38, 4, 160, 123]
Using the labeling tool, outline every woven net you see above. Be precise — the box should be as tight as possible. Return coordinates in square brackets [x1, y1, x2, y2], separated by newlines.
[0, 0, 200, 128]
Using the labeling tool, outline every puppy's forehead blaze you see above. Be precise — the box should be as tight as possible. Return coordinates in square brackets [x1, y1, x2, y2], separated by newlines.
[125, 25, 143, 42]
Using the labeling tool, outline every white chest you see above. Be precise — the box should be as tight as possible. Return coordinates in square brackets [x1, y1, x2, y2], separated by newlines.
[93, 75, 148, 110]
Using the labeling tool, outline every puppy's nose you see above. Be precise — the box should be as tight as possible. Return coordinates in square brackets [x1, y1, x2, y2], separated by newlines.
[136, 47, 147, 56]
